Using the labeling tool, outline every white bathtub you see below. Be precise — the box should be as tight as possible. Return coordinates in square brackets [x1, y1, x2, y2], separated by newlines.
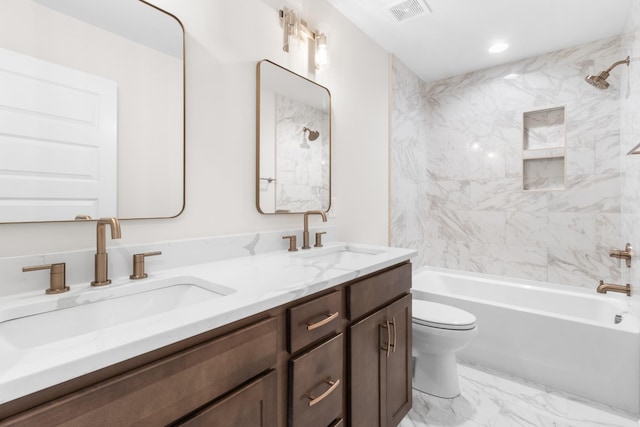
[412, 266, 640, 414]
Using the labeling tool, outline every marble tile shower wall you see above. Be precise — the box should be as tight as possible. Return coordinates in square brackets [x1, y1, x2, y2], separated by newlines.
[392, 36, 628, 289]
[390, 59, 429, 264]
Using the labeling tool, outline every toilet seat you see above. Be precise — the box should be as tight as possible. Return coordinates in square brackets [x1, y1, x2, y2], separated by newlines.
[412, 300, 476, 330]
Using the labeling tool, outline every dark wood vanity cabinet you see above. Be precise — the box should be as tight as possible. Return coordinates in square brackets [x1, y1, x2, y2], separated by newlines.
[347, 263, 412, 427]
[0, 318, 278, 427]
[0, 261, 411, 427]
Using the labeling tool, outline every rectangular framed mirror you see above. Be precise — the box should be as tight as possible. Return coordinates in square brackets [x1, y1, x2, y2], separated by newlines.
[0, 0, 185, 223]
[256, 60, 331, 214]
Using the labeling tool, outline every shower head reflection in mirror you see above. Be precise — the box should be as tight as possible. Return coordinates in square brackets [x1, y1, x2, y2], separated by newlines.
[304, 127, 320, 141]
[301, 127, 319, 148]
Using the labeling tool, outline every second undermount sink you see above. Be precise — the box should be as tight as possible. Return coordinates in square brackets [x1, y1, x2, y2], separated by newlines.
[294, 244, 386, 265]
[0, 276, 235, 350]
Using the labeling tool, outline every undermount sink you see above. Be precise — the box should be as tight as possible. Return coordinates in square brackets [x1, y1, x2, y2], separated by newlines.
[294, 244, 386, 264]
[0, 276, 235, 350]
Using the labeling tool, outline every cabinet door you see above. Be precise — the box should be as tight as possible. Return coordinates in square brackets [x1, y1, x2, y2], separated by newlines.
[348, 294, 412, 427]
[175, 370, 277, 427]
[382, 294, 412, 426]
[348, 307, 386, 427]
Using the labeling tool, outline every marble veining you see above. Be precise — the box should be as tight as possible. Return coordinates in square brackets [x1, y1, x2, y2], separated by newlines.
[400, 363, 639, 427]
[391, 32, 629, 289]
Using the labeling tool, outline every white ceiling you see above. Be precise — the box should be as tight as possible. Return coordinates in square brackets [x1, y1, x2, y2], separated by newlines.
[327, 0, 635, 82]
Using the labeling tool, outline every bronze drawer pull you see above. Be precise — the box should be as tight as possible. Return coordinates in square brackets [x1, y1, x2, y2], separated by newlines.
[306, 378, 341, 407]
[306, 311, 339, 331]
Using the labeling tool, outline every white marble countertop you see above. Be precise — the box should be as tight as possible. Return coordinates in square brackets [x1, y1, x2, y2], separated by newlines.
[0, 241, 416, 404]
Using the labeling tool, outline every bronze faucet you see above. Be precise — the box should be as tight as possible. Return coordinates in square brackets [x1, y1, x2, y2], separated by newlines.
[91, 217, 122, 286]
[597, 280, 631, 296]
[302, 210, 327, 249]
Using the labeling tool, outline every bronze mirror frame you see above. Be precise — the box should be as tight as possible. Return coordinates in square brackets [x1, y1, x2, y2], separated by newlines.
[0, 0, 185, 224]
[256, 59, 331, 215]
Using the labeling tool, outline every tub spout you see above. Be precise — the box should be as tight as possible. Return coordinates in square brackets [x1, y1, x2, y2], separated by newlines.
[597, 280, 631, 296]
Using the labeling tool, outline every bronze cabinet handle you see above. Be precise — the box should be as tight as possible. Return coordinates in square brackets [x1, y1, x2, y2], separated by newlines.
[381, 321, 391, 357]
[391, 317, 397, 353]
[306, 378, 340, 407]
[306, 311, 339, 331]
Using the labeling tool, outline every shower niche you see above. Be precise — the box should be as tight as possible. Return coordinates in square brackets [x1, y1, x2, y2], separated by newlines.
[522, 106, 566, 191]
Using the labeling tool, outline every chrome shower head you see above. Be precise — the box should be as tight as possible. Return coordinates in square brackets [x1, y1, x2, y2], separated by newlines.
[584, 56, 630, 89]
[303, 127, 320, 141]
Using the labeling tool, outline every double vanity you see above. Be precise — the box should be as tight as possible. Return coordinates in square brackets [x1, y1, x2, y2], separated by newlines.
[0, 237, 415, 426]
[0, 1, 413, 425]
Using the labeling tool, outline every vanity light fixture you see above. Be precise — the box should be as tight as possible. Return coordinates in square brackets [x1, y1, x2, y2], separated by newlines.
[279, 7, 329, 70]
[280, 7, 298, 53]
[315, 33, 329, 70]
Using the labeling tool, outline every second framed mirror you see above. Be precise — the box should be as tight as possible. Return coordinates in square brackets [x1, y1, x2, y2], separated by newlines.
[256, 60, 331, 214]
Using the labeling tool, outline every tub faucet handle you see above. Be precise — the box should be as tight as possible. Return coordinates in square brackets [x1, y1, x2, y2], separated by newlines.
[609, 243, 632, 268]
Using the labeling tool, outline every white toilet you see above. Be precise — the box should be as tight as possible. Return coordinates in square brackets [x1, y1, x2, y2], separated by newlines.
[412, 299, 477, 398]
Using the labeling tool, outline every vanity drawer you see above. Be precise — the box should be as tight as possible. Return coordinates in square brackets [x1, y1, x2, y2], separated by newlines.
[287, 290, 342, 353]
[175, 370, 277, 427]
[289, 333, 343, 427]
[347, 262, 411, 320]
[1, 317, 277, 427]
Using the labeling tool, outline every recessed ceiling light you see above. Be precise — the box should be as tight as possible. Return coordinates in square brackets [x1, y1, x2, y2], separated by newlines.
[488, 42, 509, 53]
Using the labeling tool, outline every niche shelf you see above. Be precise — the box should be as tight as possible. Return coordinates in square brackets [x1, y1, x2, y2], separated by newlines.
[522, 106, 566, 191]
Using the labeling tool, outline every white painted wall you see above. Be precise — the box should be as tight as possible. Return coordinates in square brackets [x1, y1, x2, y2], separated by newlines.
[0, 0, 390, 257]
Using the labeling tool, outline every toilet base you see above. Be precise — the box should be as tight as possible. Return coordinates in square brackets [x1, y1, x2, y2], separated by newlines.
[413, 350, 461, 399]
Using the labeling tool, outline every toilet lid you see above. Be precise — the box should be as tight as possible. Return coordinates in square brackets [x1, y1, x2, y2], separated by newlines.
[412, 299, 476, 330]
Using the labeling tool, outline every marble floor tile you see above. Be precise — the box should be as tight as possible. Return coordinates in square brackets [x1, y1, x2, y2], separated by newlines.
[400, 363, 639, 427]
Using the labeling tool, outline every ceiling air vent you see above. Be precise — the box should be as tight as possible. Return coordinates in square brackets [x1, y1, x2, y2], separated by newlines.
[388, 0, 432, 22]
